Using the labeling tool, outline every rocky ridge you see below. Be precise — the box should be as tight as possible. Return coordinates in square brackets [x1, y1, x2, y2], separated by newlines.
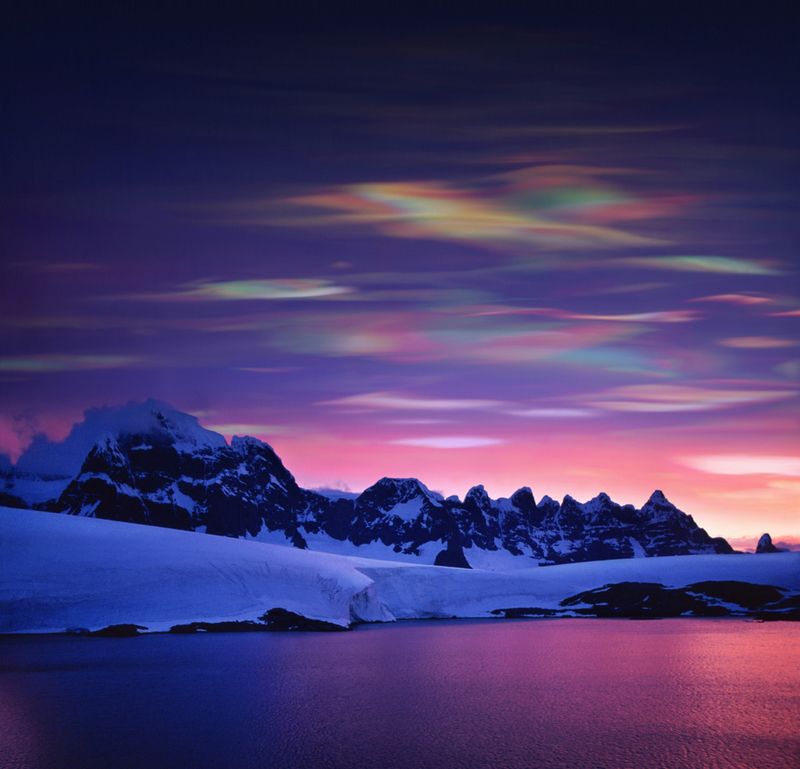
[2, 400, 735, 568]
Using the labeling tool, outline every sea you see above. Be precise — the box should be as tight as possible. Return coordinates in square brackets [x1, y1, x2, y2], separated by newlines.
[1, 619, 798, 769]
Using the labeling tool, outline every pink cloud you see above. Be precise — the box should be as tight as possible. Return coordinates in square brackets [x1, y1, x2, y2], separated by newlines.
[319, 392, 505, 411]
[719, 337, 798, 349]
[688, 294, 772, 306]
[585, 384, 797, 413]
[392, 436, 504, 449]
[679, 455, 800, 476]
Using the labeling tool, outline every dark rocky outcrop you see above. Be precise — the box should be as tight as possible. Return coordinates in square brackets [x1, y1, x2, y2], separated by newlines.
[169, 609, 348, 633]
[756, 533, 785, 553]
[89, 624, 147, 637]
[492, 580, 798, 620]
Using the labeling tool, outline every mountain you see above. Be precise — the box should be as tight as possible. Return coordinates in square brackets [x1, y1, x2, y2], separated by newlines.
[2, 399, 734, 568]
[756, 533, 786, 554]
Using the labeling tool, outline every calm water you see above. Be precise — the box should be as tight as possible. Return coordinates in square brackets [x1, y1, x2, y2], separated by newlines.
[1, 619, 798, 769]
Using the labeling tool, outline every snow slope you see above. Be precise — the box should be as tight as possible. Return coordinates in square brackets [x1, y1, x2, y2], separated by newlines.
[2, 506, 798, 633]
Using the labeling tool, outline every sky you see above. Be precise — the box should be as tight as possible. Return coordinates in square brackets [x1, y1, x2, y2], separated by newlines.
[1, 3, 798, 548]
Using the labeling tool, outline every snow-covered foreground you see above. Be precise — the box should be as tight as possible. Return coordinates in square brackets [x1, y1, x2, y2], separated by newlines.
[2, 506, 799, 633]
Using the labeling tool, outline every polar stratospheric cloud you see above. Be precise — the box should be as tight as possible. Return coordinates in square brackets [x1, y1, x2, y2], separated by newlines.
[1, 5, 798, 550]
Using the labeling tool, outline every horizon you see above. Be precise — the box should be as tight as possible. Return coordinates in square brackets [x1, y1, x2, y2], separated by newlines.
[1, 6, 798, 548]
[4, 395, 797, 553]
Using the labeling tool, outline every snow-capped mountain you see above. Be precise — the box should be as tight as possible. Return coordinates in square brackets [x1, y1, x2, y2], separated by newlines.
[2, 399, 734, 568]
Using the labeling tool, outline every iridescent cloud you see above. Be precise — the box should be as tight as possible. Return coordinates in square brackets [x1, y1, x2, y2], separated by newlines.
[466, 307, 699, 323]
[286, 181, 658, 251]
[584, 384, 797, 413]
[0, 355, 139, 373]
[619, 256, 781, 275]
[134, 279, 354, 302]
[226, 164, 698, 254]
[719, 337, 798, 349]
[319, 392, 505, 411]
[688, 294, 772, 306]
[447, 324, 645, 365]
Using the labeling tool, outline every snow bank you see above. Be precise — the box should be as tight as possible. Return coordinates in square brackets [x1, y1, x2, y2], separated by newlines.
[2, 507, 798, 633]
[0, 507, 390, 633]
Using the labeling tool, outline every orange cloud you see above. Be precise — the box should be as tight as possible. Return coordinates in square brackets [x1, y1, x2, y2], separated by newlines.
[219, 164, 699, 255]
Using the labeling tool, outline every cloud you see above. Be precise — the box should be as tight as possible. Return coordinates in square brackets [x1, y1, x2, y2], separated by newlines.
[133, 279, 354, 302]
[391, 436, 503, 449]
[285, 180, 659, 251]
[272, 308, 654, 371]
[215, 164, 697, 255]
[319, 391, 504, 411]
[510, 408, 596, 418]
[236, 367, 300, 373]
[679, 455, 800, 476]
[719, 337, 798, 349]
[688, 294, 772, 306]
[0, 355, 139, 373]
[584, 384, 797, 413]
[619, 256, 781, 275]
[448, 325, 644, 365]
[465, 307, 699, 323]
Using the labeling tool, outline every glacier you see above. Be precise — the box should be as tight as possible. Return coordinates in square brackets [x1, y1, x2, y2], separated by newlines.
[2, 506, 798, 634]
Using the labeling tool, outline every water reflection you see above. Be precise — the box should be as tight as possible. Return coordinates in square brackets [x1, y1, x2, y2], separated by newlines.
[1, 620, 798, 769]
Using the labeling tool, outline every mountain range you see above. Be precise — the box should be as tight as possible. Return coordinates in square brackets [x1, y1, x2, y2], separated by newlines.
[1, 399, 735, 569]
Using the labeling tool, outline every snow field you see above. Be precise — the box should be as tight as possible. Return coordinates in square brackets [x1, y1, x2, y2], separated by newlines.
[2, 507, 798, 633]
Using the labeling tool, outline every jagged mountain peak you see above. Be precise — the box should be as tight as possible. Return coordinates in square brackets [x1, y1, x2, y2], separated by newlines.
[510, 486, 536, 508]
[641, 490, 680, 520]
[647, 489, 668, 503]
[756, 533, 784, 553]
[579, 492, 616, 516]
[363, 477, 442, 506]
[230, 434, 272, 453]
[465, 485, 491, 506]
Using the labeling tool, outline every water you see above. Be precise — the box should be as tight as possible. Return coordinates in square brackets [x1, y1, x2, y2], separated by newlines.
[1, 619, 798, 769]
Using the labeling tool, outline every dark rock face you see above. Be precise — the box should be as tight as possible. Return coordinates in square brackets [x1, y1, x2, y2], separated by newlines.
[0, 490, 27, 510]
[756, 533, 784, 553]
[89, 623, 147, 637]
[31, 404, 735, 568]
[56, 430, 316, 548]
[492, 581, 798, 620]
[169, 609, 347, 633]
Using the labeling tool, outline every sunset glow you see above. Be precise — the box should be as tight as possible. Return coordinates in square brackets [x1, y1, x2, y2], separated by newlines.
[1, 5, 797, 551]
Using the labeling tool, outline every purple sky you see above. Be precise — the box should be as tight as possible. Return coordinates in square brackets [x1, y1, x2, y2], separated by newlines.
[1, 4, 798, 547]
